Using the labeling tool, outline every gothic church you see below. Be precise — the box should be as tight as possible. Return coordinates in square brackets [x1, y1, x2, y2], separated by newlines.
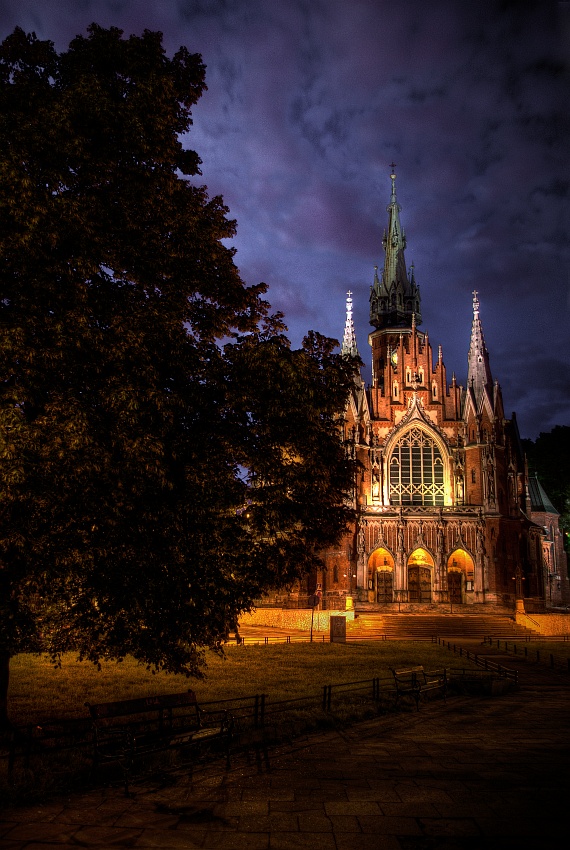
[316, 170, 569, 613]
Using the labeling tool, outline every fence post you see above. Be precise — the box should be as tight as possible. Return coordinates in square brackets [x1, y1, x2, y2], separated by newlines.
[286, 635, 291, 644]
[260, 694, 266, 727]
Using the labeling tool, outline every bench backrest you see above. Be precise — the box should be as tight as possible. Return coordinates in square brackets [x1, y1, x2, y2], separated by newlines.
[392, 666, 425, 680]
[86, 690, 197, 720]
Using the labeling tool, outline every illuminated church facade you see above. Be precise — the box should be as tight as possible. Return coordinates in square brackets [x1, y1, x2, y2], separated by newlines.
[316, 170, 568, 612]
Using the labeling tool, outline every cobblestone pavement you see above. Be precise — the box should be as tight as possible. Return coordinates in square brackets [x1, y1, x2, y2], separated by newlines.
[1, 653, 569, 849]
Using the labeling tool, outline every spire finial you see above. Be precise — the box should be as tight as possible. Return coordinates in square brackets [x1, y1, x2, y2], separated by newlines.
[467, 290, 493, 404]
[341, 290, 359, 359]
[389, 163, 397, 202]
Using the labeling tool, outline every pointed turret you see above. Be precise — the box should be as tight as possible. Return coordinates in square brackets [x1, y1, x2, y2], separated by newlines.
[341, 290, 359, 358]
[467, 291, 493, 406]
[370, 166, 422, 329]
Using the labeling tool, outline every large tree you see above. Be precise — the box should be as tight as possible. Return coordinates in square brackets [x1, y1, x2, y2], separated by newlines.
[0, 25, 357, 727]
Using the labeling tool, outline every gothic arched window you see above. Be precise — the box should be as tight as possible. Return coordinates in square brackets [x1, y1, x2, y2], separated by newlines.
[388, 427, 445, 506]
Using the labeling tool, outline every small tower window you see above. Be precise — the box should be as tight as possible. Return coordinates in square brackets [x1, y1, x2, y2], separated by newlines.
[418, 368, 424, 385]
[393, 381, 399, 399]
[432, 383, 437, 399]
[471, 469, 476, 483]
[406, 369, 411, 384]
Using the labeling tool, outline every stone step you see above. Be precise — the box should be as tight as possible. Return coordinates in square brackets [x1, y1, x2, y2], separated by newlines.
[348, 613, 536, 639]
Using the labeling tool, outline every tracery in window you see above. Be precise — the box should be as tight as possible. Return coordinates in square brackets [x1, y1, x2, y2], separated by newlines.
[389, 427, 445, 506]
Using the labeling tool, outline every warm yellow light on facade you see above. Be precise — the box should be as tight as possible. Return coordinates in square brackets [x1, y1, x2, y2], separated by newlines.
[407, 547, 434, 567]
[447, 548, 474, 578]
[368, 547, 394, 571]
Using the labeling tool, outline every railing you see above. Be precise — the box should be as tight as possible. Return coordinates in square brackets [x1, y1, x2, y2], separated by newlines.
[436, 637, 519, 683]
[235, 632, 391, 645]
[3, 660, 514, 790]
[482, 637, 570, 673]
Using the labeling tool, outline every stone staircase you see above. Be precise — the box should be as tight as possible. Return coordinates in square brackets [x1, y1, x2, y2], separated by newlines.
[348, 612, 537, 640]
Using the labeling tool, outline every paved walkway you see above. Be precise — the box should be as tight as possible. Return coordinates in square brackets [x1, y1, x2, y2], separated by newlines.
[1, 653, 569, 849]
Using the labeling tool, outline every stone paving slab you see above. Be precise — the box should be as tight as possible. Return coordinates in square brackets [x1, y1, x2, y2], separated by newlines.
[1, 666, 569, 849]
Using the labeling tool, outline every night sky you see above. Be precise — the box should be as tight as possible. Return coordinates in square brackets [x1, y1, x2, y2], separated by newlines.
[1, 1, 568, 440]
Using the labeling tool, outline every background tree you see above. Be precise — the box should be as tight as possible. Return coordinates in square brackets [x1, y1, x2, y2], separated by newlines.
[0, 25, 357, 728]
[523, 426, 570, 554]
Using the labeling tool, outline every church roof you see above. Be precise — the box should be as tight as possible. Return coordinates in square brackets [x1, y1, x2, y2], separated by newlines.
[528, 474, 559, 515]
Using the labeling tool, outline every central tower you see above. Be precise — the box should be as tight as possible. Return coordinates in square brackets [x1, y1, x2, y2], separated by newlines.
[369, 167, 422, 390]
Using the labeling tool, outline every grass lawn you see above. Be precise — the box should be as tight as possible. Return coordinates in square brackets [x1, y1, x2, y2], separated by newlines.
[10, 640, 467, 726]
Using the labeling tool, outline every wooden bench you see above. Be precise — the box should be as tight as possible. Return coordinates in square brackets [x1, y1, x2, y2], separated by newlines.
[85, 690, 233, 794]
[390, 666, 447, 710]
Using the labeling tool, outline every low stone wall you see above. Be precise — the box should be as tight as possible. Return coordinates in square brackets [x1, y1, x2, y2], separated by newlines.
[516, 612, 570, 635]
[239, 607, 355, 632]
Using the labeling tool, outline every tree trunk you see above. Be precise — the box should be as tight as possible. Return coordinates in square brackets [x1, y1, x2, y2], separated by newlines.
[0, 650, 11, 733]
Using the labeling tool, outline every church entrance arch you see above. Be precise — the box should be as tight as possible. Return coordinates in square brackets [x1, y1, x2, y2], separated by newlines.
[447, 548, 475, 603]
[368, 548, 394, 603]
[407, 547, 434, 603]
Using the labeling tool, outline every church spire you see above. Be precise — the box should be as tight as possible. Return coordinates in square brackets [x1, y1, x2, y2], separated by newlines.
[467, 291, 493, 404]
[341, 290, 359, 358]
[370, 165, 422, 330]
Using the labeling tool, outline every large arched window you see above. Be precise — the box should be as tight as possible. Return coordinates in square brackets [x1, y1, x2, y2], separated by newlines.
[389, 426, 445, 505]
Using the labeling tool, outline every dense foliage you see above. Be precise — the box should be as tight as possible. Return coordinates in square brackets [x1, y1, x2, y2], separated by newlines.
[0, 25, 357, 725]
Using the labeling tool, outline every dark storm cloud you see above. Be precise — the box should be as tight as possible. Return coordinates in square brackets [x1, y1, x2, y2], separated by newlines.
[0, 0, 568, 438]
